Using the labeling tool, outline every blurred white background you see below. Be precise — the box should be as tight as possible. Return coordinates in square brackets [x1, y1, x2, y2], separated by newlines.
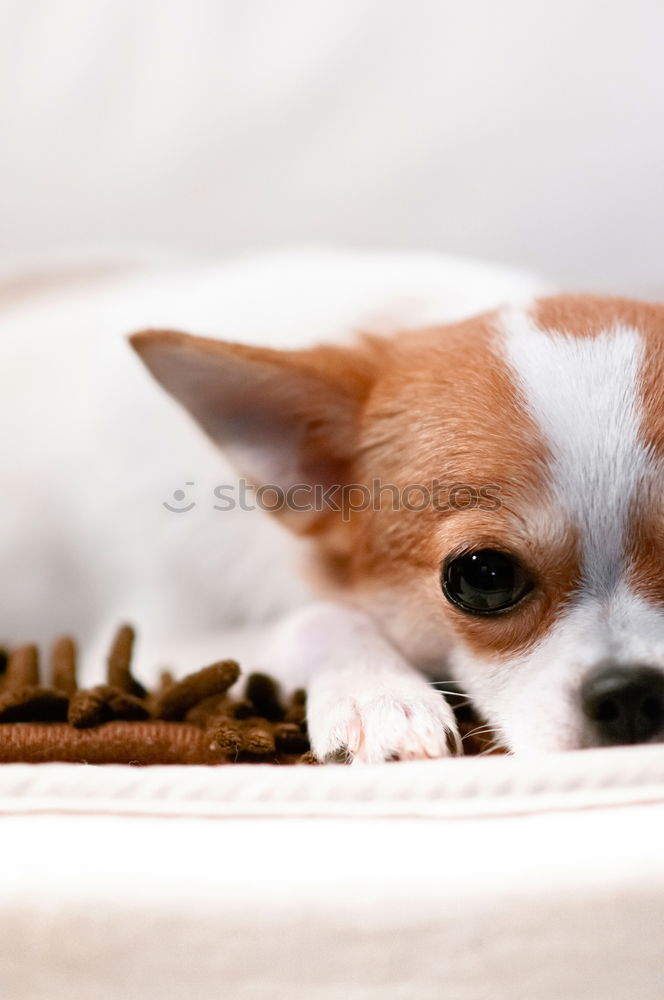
[0, 0, 663, 293]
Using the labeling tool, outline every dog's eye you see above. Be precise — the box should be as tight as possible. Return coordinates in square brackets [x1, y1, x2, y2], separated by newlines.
[441, 549, 532, 615]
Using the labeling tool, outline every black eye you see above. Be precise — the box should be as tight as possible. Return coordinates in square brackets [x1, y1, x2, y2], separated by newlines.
[441, 549, 532, 615]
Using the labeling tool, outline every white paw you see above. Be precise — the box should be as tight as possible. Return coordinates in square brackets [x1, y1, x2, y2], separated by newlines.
[307, 685, 461, 764]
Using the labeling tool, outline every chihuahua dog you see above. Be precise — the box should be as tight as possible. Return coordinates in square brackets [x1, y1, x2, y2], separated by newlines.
[130, 289, 664, 761]
[5, 251, 663, 761]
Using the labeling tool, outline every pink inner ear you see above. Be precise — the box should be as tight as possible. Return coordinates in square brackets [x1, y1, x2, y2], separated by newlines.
[130, 329, 368, 498]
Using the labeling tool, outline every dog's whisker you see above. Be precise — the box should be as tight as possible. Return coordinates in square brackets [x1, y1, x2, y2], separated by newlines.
[427, 683, 473, 702]
[431, 690, 471, 700]
[475, 734, 511, 756]
[462, 724, 502, 741]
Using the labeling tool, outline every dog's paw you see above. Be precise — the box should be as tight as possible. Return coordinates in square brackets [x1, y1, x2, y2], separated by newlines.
[307, 686, 462, 764]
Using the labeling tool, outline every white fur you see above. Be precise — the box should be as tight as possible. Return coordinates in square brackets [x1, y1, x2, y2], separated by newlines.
[500, 310, 647, 594]
[467, 583, 664, 755]
[264, 602, 460, 763]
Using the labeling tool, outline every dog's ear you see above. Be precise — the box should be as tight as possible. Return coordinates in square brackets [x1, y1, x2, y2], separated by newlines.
[130, 329, 379, 529]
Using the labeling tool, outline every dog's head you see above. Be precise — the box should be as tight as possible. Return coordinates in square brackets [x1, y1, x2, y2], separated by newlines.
[132, 294, 664, 753]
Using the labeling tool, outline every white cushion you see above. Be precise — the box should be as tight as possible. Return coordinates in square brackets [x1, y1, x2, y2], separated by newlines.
[1, 747, 663, 999]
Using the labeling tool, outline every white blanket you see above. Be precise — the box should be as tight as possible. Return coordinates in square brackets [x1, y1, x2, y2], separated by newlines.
[1, 747, 663, 999]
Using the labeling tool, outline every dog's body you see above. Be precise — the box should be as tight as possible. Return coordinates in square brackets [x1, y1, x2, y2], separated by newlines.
[8, 250, 664, 762]
[2, 249, 540, 654]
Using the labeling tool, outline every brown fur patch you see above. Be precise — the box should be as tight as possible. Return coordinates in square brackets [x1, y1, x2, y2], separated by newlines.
[336, 313, 583, 657]
[533, 294, 664, 340]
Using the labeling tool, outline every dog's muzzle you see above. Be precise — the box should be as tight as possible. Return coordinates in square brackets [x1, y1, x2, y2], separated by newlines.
[581, 663, 664, 746]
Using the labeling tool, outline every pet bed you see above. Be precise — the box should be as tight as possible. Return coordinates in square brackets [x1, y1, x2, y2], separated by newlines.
[0, 628, 663, 1000]
[0, 625, 492, 766]
[1, 253, 661, 998]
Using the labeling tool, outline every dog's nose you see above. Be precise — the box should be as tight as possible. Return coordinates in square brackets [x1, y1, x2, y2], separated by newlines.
[581, 664, 664, 746]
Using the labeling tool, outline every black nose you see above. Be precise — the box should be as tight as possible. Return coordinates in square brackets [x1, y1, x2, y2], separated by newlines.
[581, 665, 664, 746]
